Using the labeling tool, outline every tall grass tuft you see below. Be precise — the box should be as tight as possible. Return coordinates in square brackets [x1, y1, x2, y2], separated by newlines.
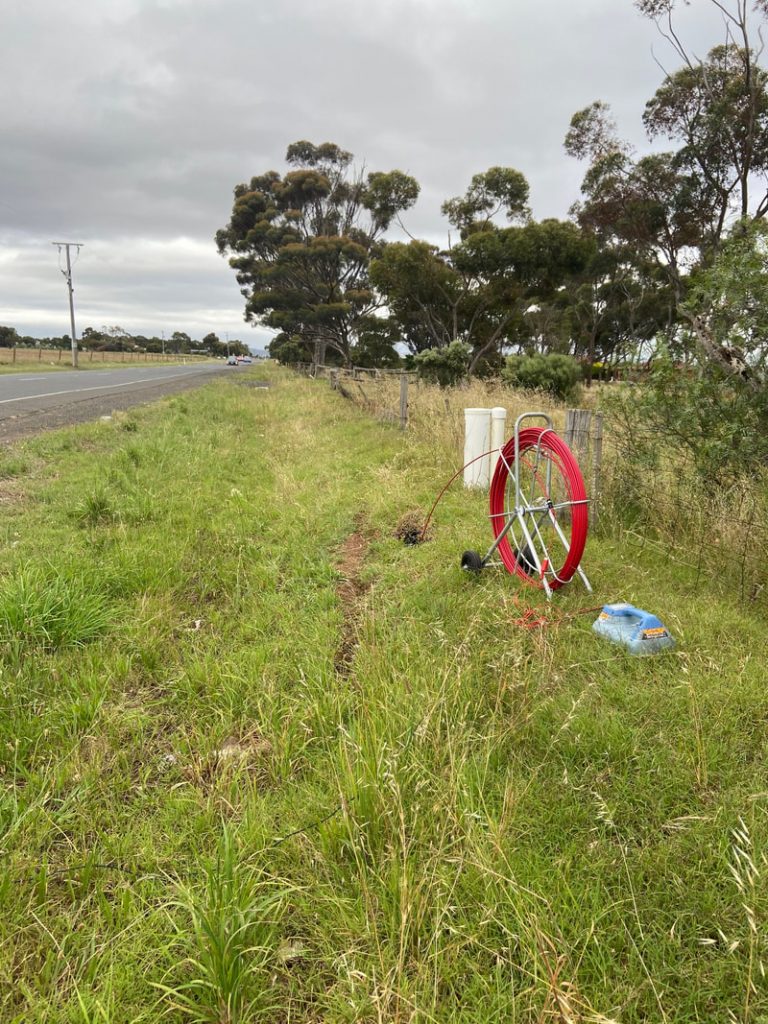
[73, 485, 118, 526]
[0, 455, 29, 480]
[157, 829, 285, 1024]
[0, 566, 111, 652]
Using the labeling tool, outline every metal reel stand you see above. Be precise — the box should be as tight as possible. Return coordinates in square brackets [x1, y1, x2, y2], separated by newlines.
[461, 412, 592, 600]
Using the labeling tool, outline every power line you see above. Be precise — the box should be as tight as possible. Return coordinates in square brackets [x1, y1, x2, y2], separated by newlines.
[52, 242, 83, 368]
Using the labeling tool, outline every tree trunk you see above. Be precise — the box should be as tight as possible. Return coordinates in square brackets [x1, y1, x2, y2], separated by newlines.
[585, 327, 597, 388]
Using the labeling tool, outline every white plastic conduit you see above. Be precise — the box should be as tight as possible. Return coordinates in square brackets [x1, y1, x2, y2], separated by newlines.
[490, 407, 507, 481]
[463, 408, 491, 489]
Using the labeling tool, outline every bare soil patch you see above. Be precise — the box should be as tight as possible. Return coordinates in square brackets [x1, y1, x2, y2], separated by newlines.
[334, 524, 373, 676]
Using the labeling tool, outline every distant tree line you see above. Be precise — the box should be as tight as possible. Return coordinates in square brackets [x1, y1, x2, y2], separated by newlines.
[216, 0, 768, 410]
[0, 325, 249, 357]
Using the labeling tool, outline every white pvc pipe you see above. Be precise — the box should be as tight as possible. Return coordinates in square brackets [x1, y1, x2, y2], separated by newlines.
[490, 406, 507, 482]
[463, 408, 491, 489]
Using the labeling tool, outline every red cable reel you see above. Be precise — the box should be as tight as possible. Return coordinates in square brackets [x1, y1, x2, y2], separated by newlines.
[462, 417, 591, 597]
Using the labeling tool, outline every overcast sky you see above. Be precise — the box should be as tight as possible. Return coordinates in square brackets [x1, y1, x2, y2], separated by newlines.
[0, 0, 728, 348]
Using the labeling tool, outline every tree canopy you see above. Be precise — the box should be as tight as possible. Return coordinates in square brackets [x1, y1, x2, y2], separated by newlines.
[371, 207, 593, 374]
[216, 141, 419, 366]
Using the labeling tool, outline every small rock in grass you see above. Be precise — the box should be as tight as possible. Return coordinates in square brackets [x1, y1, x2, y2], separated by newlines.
[215, 735, 272, 763]
[277, 939, 306, 964]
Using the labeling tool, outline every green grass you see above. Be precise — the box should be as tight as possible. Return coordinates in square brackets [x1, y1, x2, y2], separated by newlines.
[0, 366, 766, 1022]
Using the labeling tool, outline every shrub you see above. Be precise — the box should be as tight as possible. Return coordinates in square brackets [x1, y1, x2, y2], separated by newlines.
[602, 353, 768, 485]
[502, 353, 581, 402]
[413, 341, 470, 387]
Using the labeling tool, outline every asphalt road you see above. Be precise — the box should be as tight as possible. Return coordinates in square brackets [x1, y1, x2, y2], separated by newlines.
[0, 363, 237, 442]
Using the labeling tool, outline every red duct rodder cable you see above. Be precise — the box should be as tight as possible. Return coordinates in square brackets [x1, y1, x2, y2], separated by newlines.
[488, 427, 588, 590]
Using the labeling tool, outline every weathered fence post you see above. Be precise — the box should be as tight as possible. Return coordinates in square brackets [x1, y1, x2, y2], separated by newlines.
[565, 408, 604, 516]
[399, 372, 409, 430]
[12, 347, 16, 364]
[564, 409, 575, 449]
[354, 380, 368, 407]
[565, 409, 590, 460]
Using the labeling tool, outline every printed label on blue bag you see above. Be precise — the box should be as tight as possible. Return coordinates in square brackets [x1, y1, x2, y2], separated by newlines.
[642, 627, 668, 640]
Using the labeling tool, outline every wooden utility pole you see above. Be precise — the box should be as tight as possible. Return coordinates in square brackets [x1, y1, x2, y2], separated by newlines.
[52, 242, 83, 368]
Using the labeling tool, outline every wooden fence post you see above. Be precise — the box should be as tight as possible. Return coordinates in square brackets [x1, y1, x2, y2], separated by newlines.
[399, 372, 408, 430]
[566, 409, 590, 462]
[565, 409, 577, 449]
[355, 380, 369, 407]
[565, 408, 605, 519]
[12, 347, 16, 364]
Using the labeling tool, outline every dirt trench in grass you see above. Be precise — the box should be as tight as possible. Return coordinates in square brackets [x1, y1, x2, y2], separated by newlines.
[334, 522, 374, 676]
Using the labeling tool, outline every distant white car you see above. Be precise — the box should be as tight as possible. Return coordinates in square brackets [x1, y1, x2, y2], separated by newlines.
[237, 355, 253, 364]
[226, 355, 238, 365]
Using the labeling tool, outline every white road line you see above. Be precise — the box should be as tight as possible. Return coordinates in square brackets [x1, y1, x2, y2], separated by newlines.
[0, 369, 210, 407]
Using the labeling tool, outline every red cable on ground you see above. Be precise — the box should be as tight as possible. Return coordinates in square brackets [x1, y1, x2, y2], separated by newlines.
[419, 448, 497, 542]
[489, 428, 588, 590]
[509, 597, 604, 630]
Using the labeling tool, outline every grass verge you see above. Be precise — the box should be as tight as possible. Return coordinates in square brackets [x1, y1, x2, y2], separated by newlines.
[0, 365, 766, 1022]
[0, 356, 216, 374]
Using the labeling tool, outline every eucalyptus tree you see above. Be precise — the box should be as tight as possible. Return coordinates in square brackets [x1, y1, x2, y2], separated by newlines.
[638, 0, 768, 227]
[371, 165, 592, 374]
[216, 142, 419, 366]
[568, 1, 768, 271]
[368, 240, 474, 354]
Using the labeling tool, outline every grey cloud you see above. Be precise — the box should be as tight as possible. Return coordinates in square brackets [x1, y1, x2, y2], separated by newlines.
[0, 0, 738, 339]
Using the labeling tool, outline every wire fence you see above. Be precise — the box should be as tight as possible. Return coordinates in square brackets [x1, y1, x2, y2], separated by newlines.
[0, 348, 213, 367]
[293, 363, 413, 428]
[293, 361, 768, 611]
